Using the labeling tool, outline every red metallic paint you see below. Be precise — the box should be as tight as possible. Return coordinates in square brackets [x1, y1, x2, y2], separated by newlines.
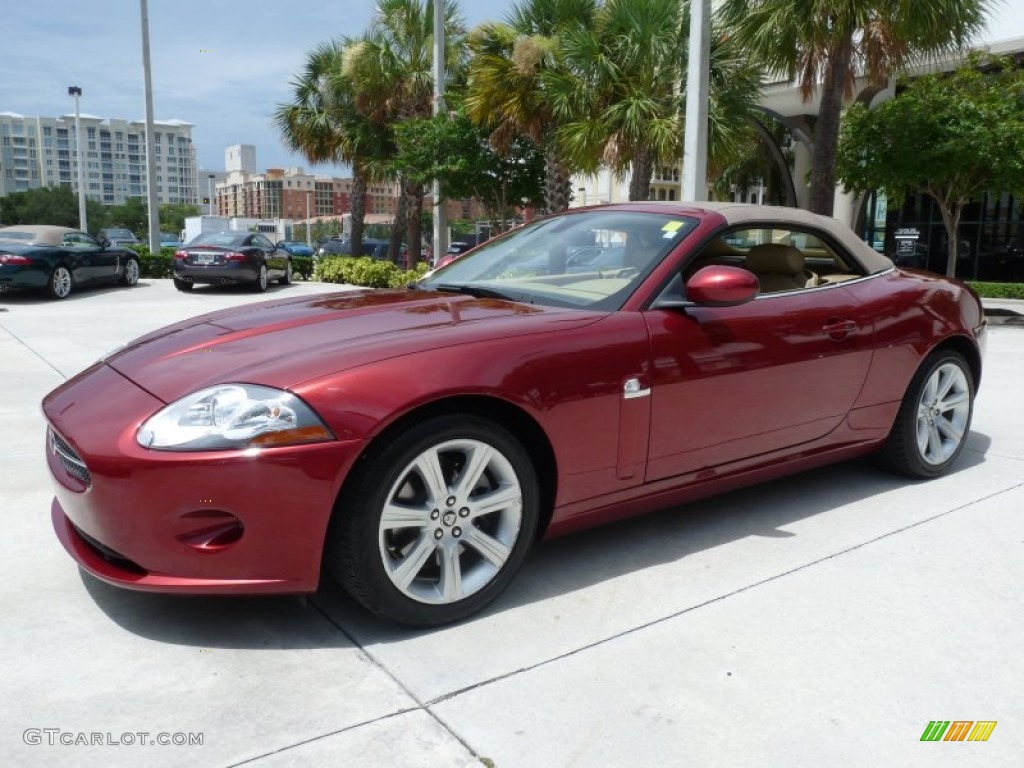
[42, 204, 985, 599]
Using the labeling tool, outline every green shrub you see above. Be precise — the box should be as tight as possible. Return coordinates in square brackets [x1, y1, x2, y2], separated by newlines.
[292, 256, 314, 280]
[123, 244, 175, 279]
[968, 281, 1024, 300]
[393, 261, 431, 287]
[314, 256, 426, 289]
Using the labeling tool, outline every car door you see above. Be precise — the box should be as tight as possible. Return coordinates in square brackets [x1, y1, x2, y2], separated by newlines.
[60, 232, 114, 284]
[643, 226, 876, 482]
[251, 233, 283, 276]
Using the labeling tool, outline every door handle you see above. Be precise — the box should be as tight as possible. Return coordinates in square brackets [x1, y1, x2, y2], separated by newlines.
[822, 319, 857, 339]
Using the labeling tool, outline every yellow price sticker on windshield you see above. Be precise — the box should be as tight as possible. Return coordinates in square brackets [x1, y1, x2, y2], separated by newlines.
[662, 220, 684, 239]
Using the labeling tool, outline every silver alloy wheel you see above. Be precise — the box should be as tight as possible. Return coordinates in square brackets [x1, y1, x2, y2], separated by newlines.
[916, 361, 971, 465]
[124, 258, 139, 285]
[258, 263, 268, 290]
[378, 438, 523, 605]
[51, 267, 72, 298]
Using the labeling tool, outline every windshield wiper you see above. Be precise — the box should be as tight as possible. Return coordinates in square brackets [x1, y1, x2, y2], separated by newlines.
[433, 283, 518, 301]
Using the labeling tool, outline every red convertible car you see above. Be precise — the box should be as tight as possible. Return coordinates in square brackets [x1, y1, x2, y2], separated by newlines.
[43, 203, 986, 625]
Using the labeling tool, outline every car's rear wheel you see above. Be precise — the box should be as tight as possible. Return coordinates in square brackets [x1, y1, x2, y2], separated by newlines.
[878, 350, 975, 477]
[121, 257, 140, 286]
[329, 415, 539, 626]
[279, 260, 292, 285]
[46, 266, 73, 300]
[173, 278, 193, 292]
[253, 263, 268, 292]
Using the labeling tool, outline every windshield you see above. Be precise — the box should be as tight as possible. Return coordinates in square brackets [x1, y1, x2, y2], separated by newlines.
[419, 210, 698, 310]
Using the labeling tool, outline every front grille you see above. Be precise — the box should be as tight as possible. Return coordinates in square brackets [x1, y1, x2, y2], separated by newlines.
[48, 428, 92, 486]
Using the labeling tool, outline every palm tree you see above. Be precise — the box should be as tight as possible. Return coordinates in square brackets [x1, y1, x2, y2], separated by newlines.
[547, 0, 682, 201]
[549, 0, 761, 201]
[343, 0, 466, 261]
[466, 0, 599, 213]
[719, 0, 992, 215]
[274, 39, 386, 257]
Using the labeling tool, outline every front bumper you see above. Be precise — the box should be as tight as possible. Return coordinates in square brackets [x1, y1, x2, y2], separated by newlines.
[44, 363, 365, 593]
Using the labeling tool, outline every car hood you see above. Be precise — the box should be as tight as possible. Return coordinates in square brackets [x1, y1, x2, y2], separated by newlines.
[105, 288, 598, 402]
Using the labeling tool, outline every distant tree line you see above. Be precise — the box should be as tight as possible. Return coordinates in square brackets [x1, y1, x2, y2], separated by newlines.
[274, 0, 992, 265]
[0, 187, 199, 236]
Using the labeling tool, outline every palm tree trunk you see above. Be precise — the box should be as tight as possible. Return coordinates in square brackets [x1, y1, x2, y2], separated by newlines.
[544, 147, 572, 214]
[405, 179, 424, 268]
[809, 37, 852, 216]
[350, 164, 367, 256]
[389, 180, 408, 264]
[629, 149, 654, 201]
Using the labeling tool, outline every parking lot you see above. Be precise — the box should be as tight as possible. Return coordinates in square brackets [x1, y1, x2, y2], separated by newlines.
[2, 279, 1022, 767]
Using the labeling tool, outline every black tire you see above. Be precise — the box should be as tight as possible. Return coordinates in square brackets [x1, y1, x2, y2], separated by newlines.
[121, 257, 140, 286]
[46, 265, 73, 300]
[279, 260, 292, 285]
[253, 262, 268, 292]
[173, 278, 193, 292]
[328, 414, 540, 626]
[877, 350, 975, 478]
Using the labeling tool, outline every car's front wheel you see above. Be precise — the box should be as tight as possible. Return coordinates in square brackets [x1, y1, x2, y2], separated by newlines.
[279, 260, 292, 285]
[329, 415, 539, 626]
[121, 257, 140, 286]
[878, 350, 975, 477]
[46, 266, 73, 300]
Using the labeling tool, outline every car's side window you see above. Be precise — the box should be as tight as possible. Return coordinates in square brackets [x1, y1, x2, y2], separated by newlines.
[61, 233, 99, 250]
[687, 227, 862, 294]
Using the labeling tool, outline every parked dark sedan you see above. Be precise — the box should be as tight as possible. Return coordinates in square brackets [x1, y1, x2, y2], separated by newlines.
[316, 237, 390, 259]
[173, 231, 292, 292]
[97, 227, 142, 247]
[0, 225, 140, 299]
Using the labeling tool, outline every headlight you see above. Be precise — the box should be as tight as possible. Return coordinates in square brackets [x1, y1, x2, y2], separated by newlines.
[137, 384, 333, 451]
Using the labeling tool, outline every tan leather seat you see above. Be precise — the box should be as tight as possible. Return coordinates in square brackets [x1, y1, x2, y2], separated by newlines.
[745, 243, 816, 293]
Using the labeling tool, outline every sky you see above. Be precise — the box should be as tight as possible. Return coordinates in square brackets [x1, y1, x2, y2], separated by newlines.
[4, 0, 1024, 179]
[1, 0, 512, 176]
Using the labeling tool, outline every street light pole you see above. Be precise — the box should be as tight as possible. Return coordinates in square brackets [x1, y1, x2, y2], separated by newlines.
[140, 0, 160, 254]
[68, 86, 87, 231]
[305, 189, 311, 248]
[431, 0, 448, 263]
[681, 0, 711, 201]
[208, 174, 215, 215]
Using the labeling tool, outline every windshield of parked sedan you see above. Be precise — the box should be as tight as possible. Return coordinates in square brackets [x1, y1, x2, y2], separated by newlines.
[419, 210, 698, 310]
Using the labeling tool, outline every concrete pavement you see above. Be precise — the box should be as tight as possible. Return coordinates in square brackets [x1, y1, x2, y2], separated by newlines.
[1, 279, 1021, 767]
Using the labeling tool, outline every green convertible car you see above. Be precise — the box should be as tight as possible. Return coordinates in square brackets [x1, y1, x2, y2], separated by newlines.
[0, 225, 140, 300]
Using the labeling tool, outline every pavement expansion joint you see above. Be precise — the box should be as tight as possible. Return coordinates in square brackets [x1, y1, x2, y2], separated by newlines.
[423, 477, 1024, 707]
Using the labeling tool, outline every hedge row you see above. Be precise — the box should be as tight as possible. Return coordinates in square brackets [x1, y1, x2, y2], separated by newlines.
[314, 256, 431, 288]
[967, 281, 1024, 300]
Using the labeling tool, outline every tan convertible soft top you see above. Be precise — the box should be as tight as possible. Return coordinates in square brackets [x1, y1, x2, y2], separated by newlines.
[610, 201, 894, 274]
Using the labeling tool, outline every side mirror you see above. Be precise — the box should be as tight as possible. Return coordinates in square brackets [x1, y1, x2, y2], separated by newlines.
[99, 237, 112, 249]
[685, 265, 759, 306]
